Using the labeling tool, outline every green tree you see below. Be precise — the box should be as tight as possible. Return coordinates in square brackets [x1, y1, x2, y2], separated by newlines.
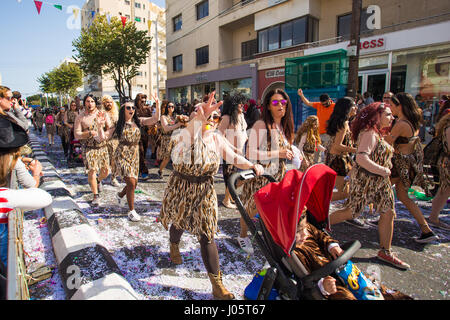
[49, 63, 83, 103]
[72, 14, 152, 102]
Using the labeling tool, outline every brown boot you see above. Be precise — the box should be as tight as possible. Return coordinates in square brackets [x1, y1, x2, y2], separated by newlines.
[208, 271, 235, 300]
[169, 242, 182, 265]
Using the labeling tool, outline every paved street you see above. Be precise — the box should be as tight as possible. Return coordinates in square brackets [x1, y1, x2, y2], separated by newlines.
[24, 131, 449, 300]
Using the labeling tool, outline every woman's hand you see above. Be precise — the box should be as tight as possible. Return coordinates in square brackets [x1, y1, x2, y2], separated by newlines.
[196, 91, 223, 123]
[279, 148, 294, 160]
[28, 159, 43, 177]
[252, 163, 264, 176]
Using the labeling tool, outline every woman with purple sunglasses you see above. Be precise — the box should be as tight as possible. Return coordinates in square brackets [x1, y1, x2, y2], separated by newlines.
[238, 89, 296, 255]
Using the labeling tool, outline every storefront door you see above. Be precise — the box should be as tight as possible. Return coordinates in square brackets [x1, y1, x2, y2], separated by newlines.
[358, 70, 389, 101]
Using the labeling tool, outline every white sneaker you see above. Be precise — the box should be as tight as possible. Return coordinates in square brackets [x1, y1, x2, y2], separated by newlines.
[91, 196, 101, 206]
[111, 178, 120, 187]
[237, 236, 254, 255]
[128, 210, 141, 222]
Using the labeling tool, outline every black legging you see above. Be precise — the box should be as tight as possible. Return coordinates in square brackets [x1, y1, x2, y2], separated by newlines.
[169, 224, 219, 275]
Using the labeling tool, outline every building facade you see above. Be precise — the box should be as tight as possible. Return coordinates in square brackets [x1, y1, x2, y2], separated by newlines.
[81, 0, 167, 101]
[166, 0, 450, 122]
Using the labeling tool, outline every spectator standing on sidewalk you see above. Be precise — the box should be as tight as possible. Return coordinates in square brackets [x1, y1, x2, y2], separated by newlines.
[297, 89, 335, 162]
[0, 86, 29, 132]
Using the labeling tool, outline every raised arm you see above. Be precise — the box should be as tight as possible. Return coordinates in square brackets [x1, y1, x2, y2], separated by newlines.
[298, 89, 314, 108]
[140, 93, 161, 126]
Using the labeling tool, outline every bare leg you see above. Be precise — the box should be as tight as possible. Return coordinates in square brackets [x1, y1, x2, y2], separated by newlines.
[429, 186, 450, 224]
[395, 181, 432, 234]
[331, 176, 349, 202]
[378, 209, 395, 250]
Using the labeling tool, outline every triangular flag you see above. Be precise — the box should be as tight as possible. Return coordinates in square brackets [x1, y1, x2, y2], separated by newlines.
[121, 16, 127, 27]
[106, 14, 111, 24]
[73, 8, 79, 20]
[147, 20, 152, 32]
[91, 11, 95, 18]
[54, 4, 62, 11]
[34, 1, 43, 14]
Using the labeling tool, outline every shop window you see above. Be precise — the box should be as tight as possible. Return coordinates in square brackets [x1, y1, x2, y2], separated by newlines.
[196, 46, 209, 66]
[196, 0, 209, 20]
[173, 55, 183, 72]
[173, 14, 182, 32]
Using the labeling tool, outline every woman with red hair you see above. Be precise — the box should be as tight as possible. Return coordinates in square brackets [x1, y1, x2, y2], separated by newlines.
[329, 103, 410, 270]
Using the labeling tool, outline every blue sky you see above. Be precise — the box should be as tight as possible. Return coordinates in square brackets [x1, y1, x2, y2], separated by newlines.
[0, 0, 165, 97]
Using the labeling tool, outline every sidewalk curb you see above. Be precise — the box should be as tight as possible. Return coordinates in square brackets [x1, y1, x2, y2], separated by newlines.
[28, 135, 139, 300]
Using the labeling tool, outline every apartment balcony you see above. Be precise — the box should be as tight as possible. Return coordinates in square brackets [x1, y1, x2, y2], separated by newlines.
[218, 0, 265, 28]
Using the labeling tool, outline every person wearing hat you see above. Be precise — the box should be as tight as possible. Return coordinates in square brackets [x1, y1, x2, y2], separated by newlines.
[0, 116, 43, 189]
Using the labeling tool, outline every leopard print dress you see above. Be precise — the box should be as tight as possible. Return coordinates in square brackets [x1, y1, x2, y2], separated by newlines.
[240, 126, 290, 216]
[298, 134, 317, 172]
[113, 122, 140, 180]
[439, 124, 450, 190]
[345, 131, 395, 218]
[159, 134, 221, 242]
[106, 117, 119, 175]
[325, 129, 354, 177]
[391, 136, 431, 195]
[81, 118, 110, 174]
[157, 115, 176, 160]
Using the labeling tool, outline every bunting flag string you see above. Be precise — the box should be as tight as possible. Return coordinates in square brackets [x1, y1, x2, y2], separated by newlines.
[34, 0, 42, 14]
[15, 0, 151, 31]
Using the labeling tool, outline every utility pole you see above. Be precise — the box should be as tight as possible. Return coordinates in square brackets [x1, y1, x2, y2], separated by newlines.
[347, 0, 362, 98]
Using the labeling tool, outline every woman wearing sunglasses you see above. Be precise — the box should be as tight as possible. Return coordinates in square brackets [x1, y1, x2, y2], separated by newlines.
[96, 94, 160, 222]
[157, 102, 187, 179]
[218, 93, 248, 209]
[238, 89, 295, 255]
[159, 91, 264, 300]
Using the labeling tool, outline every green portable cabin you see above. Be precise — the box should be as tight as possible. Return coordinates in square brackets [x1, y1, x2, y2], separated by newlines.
[285, 49, 348, 129]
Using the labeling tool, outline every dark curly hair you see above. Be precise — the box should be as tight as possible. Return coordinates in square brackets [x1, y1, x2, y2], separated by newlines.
[262, 89, 294, 143]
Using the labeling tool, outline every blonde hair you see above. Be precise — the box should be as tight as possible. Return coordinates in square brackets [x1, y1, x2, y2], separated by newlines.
[294, 115, 321, 146]
[0, 148, 21, 187]
[102, 95, 118, 121]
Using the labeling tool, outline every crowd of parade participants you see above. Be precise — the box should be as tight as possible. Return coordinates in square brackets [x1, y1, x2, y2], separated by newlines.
[1, 84, 449, 300]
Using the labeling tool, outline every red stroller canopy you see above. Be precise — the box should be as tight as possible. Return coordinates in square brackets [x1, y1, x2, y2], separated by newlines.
[253, 164, 337, 256]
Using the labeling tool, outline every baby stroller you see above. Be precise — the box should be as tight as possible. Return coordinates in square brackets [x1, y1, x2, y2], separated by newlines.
[227, 164, 361, 300]
[67, 129, 83, 167]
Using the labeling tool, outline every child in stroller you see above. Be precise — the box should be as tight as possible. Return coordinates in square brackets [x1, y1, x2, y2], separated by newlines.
[67, 129, 83, 166]
[229, 164, 412, 300]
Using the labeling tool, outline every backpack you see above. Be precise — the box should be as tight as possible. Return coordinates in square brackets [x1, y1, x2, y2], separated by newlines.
[45, 114, 54, 125]
[423, 136, 442, 167]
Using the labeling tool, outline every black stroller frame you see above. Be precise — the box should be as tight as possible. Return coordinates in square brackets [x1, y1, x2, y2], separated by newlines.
[227, 169, 361, 300]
